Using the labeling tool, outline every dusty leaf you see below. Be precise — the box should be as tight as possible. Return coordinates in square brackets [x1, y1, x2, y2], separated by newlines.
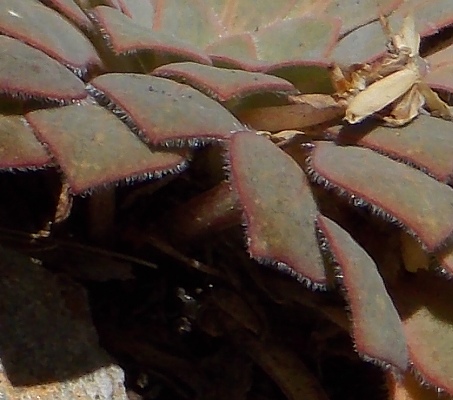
[0, 36, 86, 102]
[393, 271, 453, 395]
[208, 16, 339, 71]
[152, 62, 297, 103]
[335, 115, 453, 183]
[228, 132, 327, 287]
[0, 115, 51, 169]
[26, 103, 187, 194]
[39, 0, 93, 30]
[309, 141, 453, 251]
[317, 215, 408, 371]
[90, 6, 211, 65]
[0, 0, 101, 77]
[89, 73, 245, 145]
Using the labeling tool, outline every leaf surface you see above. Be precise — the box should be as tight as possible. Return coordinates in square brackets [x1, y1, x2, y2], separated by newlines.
[152, 62, 296, 102]
[208, 16, 339, 71]
[0, 0, 101, 76]
[317, 215, 408, 371]
[39, 0, 93, 30]
[26, 104, 186, 194]
[89, 73, 245, 145]
[228, 132, 327, 287]
[0, 36, 86, 102]
[334, 115, 453, 183]
[91, 6, 211, 65]
[309, 142, 453, 251]
[394, 272, 453, 394]
[0, 115, 51, 169]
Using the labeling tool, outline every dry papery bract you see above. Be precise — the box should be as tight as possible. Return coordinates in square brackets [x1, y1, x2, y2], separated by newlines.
[332, 15, 453, 126]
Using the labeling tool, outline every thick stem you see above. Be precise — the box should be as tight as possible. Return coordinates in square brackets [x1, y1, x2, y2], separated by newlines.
[158, 181, 242, 242]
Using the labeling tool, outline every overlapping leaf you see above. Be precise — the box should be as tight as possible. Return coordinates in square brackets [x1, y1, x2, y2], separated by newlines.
[228, 132, 327, 287]
[0, 36, 86, 102]
[333, 115, 453, 183]
[308, 142, 453, 251]
[317, 215, 408, 371]
[88, 73, 245, 145]
[152, 62, 297, 103]
[393, 272, 453, 394]
[26, 103, 187, 194]
[0, 0, 102, 77]
[0, 115, 51, 170]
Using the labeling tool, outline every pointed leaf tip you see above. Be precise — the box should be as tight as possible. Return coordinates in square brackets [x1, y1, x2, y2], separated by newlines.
[228, 132, 326, 287]
[317, 215, 408, 371]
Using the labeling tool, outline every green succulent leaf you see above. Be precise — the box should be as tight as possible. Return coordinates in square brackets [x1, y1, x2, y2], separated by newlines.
[0, 36, 86, 102]
[309, 141, 453, 252]
[333, 115, 453, 183]
[394, 271, 453, 394]
[39, 0, 94, 31]
[90, 5, 212, 66]
[152, 62, 297, 103]
[317, 215, 408, 371]
[0, 115, 51, 170]
[26, 104, 187, 194]
[228, 132, 327, 287]
[0, 0, 102, 77]
[89, 73, 245, 145]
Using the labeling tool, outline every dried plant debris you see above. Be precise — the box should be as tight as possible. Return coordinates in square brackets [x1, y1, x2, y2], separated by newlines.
[332, 15, 453, 126]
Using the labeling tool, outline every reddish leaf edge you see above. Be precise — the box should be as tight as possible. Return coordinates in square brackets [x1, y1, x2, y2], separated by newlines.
[86, 83, 233, 148]
[223, 134, 328, 291]
[332, 127, 453, 185]
[305, 149, 453, 254]
[315, 215, 406, 373]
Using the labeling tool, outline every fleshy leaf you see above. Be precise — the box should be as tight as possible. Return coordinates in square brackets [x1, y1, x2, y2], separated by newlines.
[317, 215, 408, 371]
[88, 73, 245, 145]
[208, 17, 339, 71]
[0, 36, 86, 102]
[228, 132, 327, 287]
[38, 0, 93, 30]
[334, 115, 453, 183]
[114, 0, 155, 28]
[152, 62, 297, 102]
[0, 115, 51, 169]
[0, 0, 101, 77]
[331, 20, 387, 64]
[394, 272, 453, 394]
[324, 0, 401, 35]
[26, 104, 186, 194]
[90, 6, 211, 65]
[308, 142, 453, 251]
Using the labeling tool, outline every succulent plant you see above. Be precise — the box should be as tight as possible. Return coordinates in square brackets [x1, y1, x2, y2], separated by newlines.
[2, 0, 453, 399]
